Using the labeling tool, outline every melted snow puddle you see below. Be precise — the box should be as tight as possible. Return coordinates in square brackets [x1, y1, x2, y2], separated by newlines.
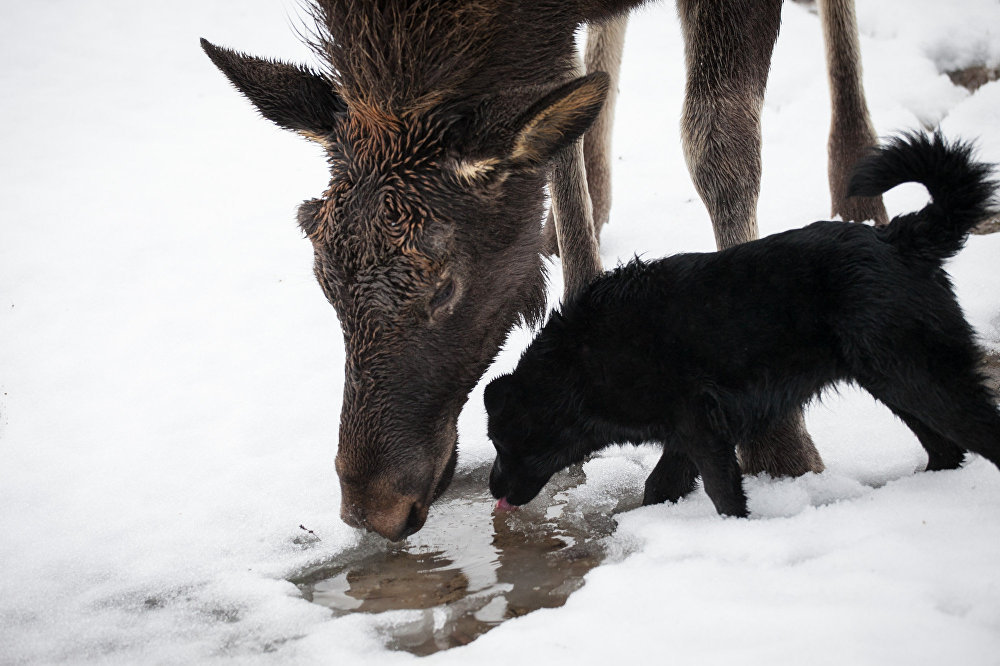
[291, 462, 637, 655]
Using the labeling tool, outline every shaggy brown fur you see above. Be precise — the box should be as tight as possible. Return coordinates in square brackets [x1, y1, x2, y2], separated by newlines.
[202, 0, 881, 539]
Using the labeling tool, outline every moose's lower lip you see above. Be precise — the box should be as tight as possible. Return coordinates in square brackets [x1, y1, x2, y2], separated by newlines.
[430, 438, 459, 503]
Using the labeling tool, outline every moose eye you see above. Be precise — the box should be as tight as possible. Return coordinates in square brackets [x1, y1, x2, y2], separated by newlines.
[428, 279, 456, 315]
[382, 194, 402, 227]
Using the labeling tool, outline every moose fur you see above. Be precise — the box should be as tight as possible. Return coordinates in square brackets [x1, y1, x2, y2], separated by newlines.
[485, 133, 1000, 517]
[203, 0, 883, 539]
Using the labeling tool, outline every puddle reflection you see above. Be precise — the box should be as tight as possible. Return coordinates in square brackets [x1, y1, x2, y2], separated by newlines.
[291, 462, 635, 655]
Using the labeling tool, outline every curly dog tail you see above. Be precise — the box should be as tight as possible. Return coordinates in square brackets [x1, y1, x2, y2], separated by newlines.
[848, 131, 997, 262]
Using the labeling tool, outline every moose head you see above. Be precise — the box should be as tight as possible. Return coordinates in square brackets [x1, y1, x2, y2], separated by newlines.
[201, 2, 607, 540]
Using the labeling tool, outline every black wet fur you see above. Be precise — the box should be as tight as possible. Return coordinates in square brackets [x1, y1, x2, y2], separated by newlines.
[485, 132, 1000, 517]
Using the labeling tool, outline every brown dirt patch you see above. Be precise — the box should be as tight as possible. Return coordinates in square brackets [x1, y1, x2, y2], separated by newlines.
[984, 352, 1000, 399]
[947, 65, 1000, 92]
[972, 215, 1000, 235]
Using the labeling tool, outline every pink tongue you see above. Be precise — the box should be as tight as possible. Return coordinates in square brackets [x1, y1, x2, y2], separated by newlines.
[495, 497, 519, 512]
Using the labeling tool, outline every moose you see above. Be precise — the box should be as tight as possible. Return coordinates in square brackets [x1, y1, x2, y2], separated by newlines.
[203, 0, 886, 541]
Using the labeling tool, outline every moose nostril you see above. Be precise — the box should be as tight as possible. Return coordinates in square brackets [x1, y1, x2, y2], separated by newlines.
[339, 495, 427, 541]
[398, 502, 424, 540]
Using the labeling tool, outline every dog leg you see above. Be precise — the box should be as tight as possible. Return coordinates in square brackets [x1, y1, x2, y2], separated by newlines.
[890, 409, 967, 471]
[856, 343, 1000, 471]
[939, 402, 1000, 469]
[643, 449, 700, 505]
[869, 382, 1000, 472]
[689, 439, 748, 517]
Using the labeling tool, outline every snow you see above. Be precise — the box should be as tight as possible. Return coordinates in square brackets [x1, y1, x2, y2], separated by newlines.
[2, 0, 999, 664]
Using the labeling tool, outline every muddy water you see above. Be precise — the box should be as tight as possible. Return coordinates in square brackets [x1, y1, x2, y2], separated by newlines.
[291, 462, 641, 655]
[291, 354, 1000, 655]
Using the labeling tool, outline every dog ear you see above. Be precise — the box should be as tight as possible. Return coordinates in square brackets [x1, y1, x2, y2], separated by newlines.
[484, 374, 518, 419]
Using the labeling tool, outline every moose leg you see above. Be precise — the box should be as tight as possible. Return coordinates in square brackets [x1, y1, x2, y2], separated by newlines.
[550, 140, 604, 299]
[543, 16, 627, 258]
[678, 0, 824, 476]
[583, 14, 628, 242]
[738, 410, 825, 476]
[677, 0, 781, 249]
[818, 0, 887, 224]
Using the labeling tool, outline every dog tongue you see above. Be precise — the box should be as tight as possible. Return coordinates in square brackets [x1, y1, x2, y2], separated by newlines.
[495, 497, 518, 512]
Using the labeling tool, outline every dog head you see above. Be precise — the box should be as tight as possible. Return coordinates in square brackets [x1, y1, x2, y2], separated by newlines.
[484, 373, 555, 506]
[484, 318, 598, 506]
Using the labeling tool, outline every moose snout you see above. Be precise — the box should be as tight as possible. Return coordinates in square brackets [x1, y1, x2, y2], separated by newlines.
[339, 489, 429, 542]
[334, 430, 458, 540]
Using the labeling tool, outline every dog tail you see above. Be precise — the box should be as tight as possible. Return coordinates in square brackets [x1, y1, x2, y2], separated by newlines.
[847, 131, 997, 262]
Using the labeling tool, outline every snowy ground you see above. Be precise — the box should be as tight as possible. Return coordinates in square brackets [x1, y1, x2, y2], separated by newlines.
[2, 1, 1000, 664]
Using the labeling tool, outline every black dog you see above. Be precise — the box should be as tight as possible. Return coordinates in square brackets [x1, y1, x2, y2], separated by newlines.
[486, 132, 1000, 517]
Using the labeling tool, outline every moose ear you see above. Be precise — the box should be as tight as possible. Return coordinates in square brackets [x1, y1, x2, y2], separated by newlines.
[200, 38, 345, 142]
[508, 72, 610, 168]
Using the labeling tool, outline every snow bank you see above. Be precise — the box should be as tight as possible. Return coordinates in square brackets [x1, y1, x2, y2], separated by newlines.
[2, 0, 999, 664]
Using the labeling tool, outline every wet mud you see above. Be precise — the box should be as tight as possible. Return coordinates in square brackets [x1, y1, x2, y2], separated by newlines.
[291, 462, 639, 655]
